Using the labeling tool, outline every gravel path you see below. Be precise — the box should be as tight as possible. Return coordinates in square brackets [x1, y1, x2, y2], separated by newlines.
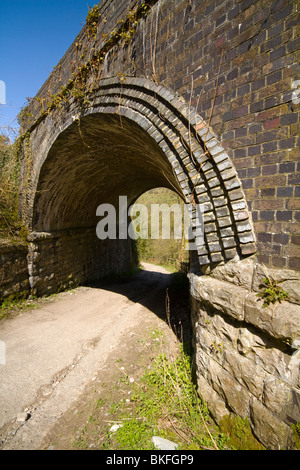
[0, 263, 174, 450]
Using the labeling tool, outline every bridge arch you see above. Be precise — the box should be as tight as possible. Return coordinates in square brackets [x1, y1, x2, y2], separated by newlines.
[24, 77, 255, 282]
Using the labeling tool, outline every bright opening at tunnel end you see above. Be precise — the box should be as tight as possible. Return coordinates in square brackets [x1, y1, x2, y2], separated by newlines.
[96, 196, 204, 251]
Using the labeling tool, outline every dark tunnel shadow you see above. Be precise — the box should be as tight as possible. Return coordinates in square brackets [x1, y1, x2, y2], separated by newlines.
[84, 264, 193, 355]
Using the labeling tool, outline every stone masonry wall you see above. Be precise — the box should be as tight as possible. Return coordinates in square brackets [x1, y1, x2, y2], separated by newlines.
[0, 244, 30, 302]
[189, 256, 300, 449]
[0, 231, 133, 301]
[27, 230, 132, 297]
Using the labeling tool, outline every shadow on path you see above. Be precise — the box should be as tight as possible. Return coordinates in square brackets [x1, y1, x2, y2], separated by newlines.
[85, 263, 192, 351]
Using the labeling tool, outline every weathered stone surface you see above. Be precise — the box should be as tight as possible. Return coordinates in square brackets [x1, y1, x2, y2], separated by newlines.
[249, 398, 294, 450]
[196, 374, 229, 423]
[151, 436, 178, 450]
[26, 228, 132, 296]
[262, 377, 296, 423]
[190, 267, 300, 450]
[110, 424, 123, 433]
[189, 274, 246, 321]
[223, 348, 264, 400]
[237, 327, 266, 358]
[16, 412, 30, 423]
[208, 256, 255, 289]
[193, 301, 239, 347]
[197, 349, 250, 419]
[244, 293, 300, 344]
[27, 232, 53, 242]
[0, 244, 30, 301]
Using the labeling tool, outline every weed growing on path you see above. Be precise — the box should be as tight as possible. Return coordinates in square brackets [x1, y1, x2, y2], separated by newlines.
[0, 295, 38, 321]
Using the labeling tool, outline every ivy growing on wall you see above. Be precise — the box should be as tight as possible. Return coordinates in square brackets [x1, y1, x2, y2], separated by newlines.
[18, 1, 155, 139]
[86, 4, 100, 39]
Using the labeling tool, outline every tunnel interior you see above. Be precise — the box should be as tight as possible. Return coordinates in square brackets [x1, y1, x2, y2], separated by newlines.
[28, 76, 257, 296]
[33, 113, 182, 233]
[30, 112, 186, 295]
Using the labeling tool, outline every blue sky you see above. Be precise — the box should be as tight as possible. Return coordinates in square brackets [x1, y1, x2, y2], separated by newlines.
[0, 0, 98, 140]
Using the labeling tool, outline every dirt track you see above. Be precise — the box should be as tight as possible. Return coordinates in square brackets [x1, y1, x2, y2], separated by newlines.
[0, 263, 183, 450]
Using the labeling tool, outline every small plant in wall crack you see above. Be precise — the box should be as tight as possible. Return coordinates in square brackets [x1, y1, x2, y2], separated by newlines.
[210, 341, 223, 355]
[257, 276, 289, 308]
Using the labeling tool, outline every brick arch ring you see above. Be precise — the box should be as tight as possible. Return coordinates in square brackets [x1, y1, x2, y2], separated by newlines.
[23, 76, 256, 268]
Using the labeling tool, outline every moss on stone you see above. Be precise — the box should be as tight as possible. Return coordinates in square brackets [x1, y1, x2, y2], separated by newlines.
[291, 422, 300, 450]
[219, 414, 265, 450]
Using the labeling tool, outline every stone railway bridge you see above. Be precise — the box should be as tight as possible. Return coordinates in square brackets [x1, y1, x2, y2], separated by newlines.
[1, 0, 300, 449]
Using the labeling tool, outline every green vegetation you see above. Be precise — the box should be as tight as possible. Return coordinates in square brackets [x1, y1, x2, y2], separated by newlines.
[0, 135, 26, 242]
[44, 282, 265, 452]
[291, 422, 300, 450]
[0, 282, 80, 319]
[70, 333, 266, 451]
[134, 188, 189, 271]
[116, 350, 227, 450]
[257, 276, 289, 308]
[0, 294, 38, 321]
[73, 339, 229, 451]
[219, 415, 265, 450]
[86, 5, 100, 39]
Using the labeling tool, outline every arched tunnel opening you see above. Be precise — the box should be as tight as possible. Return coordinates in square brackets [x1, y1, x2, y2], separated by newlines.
[29, 112, 194, 299]
[25, 77, 256, 359]
[26, 78, 256, 300]
[29, 111, 194, 351]
[131, 186, 193, 349]
[33, 113, 181, 233]
[133, 187, 190, 271]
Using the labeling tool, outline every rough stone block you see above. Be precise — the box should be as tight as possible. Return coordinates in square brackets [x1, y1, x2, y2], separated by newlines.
[196, 374, 229, 423]
[189, 274, 246, 321]
[249, 397, 294, 450]
[223, 348, 264, 400]
[204, 351, 251, 419]
[244, 293, 300, 344]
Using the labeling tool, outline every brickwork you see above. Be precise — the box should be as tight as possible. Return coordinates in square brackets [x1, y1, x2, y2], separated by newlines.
[140, 0, 299, 270]
[21, 0, 299, 271]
